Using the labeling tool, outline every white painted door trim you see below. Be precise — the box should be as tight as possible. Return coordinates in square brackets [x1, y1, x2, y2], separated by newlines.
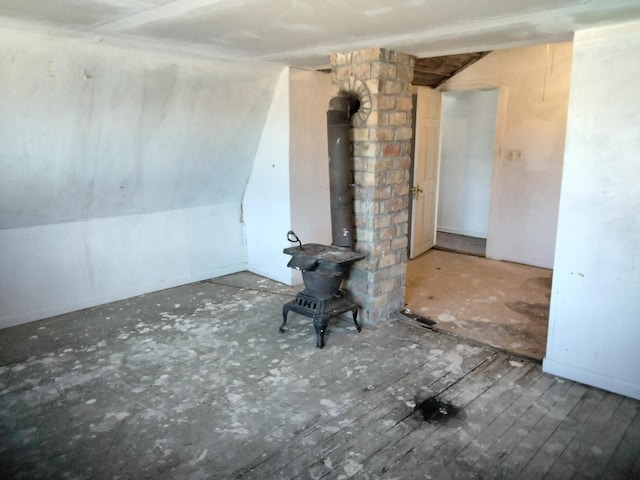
[410, 87, 442, 259]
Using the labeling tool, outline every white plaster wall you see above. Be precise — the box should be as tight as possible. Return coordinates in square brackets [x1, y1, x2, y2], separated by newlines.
[0, 205, 245, 326]
[441, 43, 572, 268]
[543, 21, 640, 400]
[0, 28, 281, 327]
[244, 68, 293, 284]
[289, 69, 336, 270]
[438, 89, 499, 238]
[244, 68, 334, 286]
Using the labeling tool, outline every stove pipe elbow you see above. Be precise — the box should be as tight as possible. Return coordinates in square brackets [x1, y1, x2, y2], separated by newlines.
[327, 91, 360, 248]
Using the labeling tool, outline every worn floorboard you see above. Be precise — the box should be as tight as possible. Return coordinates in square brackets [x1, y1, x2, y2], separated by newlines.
[601, 404, 640, 480]
[0, 272, 638, 480]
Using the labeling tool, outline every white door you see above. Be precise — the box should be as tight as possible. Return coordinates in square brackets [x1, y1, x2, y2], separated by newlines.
[410, 87, 442, 258]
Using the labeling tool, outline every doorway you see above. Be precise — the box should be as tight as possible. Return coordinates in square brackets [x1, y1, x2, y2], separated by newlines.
[435, 88, 499, 257]
[406, 86, 551, 360]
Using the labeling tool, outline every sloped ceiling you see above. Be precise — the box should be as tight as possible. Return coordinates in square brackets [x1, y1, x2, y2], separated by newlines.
[1, 0, 640, 68]
[413, 52, 490, 87]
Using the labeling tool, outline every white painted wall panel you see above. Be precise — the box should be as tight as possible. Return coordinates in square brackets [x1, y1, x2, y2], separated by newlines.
[543, 21, 640, 400]
[441, 43, 572, 268]
[243, 68, 293, 284]
[244, 68, 334, 286]
[0, 28, 280, 327]
[288, 68, 335, 284]
[0, 205, 246, 328]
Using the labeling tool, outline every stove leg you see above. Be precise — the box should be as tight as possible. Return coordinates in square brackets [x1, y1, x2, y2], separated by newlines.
[280, 305, 290, 333]
[352, 308, 362, 332]
[313, 318, 328, 349]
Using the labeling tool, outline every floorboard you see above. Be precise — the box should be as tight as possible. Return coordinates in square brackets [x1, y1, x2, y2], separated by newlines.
[362, 355, 522, 479]
[469, 371, 557, 474]
[401, 361, 539, 479]
[601, 404, 640, 480]
[567, 395, 637, 479]
[496, 381, 588, 478]
[0, 272, 638, 480]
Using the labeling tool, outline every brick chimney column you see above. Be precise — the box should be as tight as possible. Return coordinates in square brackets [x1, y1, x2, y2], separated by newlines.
[330, 48, 415, 324]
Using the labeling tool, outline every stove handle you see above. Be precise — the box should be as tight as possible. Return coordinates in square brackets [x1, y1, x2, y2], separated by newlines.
[287, 230, 303, 249]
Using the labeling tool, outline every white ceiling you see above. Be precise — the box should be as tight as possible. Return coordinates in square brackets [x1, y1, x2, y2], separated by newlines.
[2, 0, 640, 67]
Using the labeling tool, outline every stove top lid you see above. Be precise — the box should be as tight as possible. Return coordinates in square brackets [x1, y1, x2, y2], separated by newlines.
[283, 243, 364, 265]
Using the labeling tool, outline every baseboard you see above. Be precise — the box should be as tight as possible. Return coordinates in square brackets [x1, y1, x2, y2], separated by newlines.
[0, 262, 247, 330]
[543, 357, 640, 400]
[437, 227, 487, 239]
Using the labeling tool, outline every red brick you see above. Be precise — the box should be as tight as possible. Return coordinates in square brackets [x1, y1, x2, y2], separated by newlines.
[353, 184, 372, 200]
[375, 279, 396, 295]
[354, 171, 376, 186]
[374, 214, 391, 229]
[398, 64, 414, 82]
[396, 96, 413, 111]
[330, 52, 352, 65]
[379, 64, 398, 80]
[382, 80, 403, 95]
[373, 158, 393, 170]
[369, 293, 390, 310]
[394, 183, 410, 197]
[390, 111, 408, 125]
[379, 226, 396, 241]
[384, 169, 405, 185]
[348, 279, 370, 296]
[395, 52, 414, 65]
[365, 79, 380, 95]
[375, 186, 392, 200]
[354, 142, 379, 157]
[379, 254, 396, 268]
[351, 127, 369, 141]
[353, 49, 382, 63]
[376, 112, 390, 126]
[354, 62, 371, 79]
[391, 236, 408, 250]
[395, 155, 412, 170]
[383, 143, 401, 157]
[386, 197, 404, 213]
[395, 127, 413, 140]
[353, 240, 372, 254]
[370, 241, 390, 257]
[390, 263, 407, 278]
[371, 128, 394, 141]
[335, 66, 352, 80]
[375, 95, 396, 110]
[393, 210, 409, 224]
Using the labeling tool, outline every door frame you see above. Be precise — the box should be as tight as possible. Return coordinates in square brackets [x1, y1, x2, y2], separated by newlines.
[437, 81, 508, 259]
[409, 87, 443, 258]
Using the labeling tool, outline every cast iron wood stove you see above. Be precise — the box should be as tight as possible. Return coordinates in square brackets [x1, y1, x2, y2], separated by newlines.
[280, 91, 364, 348]
[281, 237, 364, 348]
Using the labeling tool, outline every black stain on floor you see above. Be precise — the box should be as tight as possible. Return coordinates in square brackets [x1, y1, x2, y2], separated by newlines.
[414, 396, 459, 422]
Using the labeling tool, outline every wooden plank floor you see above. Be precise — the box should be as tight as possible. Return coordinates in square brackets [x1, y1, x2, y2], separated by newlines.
[0, 272, 638, 479]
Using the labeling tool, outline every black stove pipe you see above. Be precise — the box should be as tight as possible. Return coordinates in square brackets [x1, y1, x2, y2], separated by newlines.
[327, 91, 360, 248]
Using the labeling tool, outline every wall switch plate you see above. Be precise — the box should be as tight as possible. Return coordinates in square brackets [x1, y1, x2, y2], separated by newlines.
[507, 149, 523, 160]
